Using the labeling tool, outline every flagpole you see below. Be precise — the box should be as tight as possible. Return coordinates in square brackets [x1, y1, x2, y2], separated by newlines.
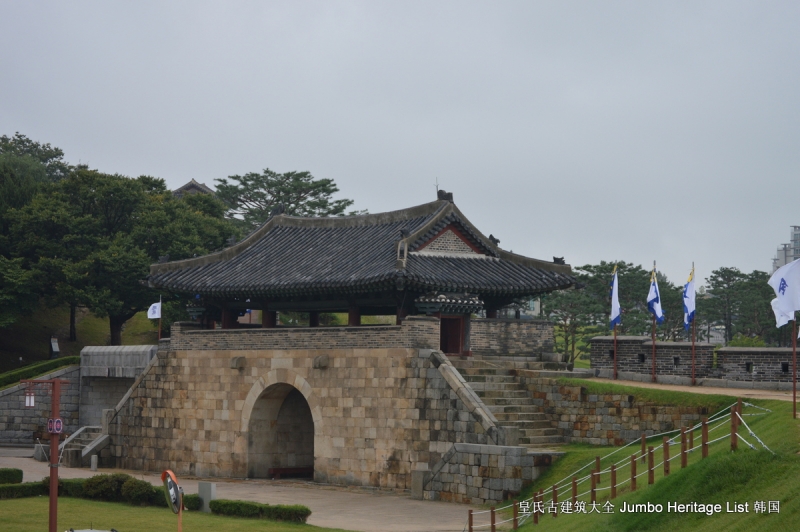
[651, 315, 656, 383]
[613, 324, 618, 381]
[691, 263, 696, 386]
[158, 296, 162, 341]
[793, 316, 797, 419]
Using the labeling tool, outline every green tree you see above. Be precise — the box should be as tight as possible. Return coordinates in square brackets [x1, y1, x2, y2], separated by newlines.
[214, 169, 360, 231]
[0, 132, 71, 181]
[704, 267, 747, 342]
[0, 256, 37, 329]
[9, 170, 237, 344]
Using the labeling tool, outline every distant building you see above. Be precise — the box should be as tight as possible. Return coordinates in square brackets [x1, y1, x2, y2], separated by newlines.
[172, 178, 214, 198]
[772, 226, 800, 272]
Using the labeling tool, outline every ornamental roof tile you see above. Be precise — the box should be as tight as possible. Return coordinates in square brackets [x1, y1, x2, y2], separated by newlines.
[148, 200, 573, 298]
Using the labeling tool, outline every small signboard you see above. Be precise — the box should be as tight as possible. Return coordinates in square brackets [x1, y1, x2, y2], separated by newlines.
[47, 418, 63, 434]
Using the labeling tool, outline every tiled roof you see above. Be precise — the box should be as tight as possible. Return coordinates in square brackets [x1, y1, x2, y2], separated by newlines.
[148, 200, 574, 298]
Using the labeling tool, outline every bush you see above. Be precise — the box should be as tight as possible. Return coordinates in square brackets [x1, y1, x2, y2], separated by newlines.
[262, 504, 312, 523]
[0, 481, 47, 499]
[0, 468, 23, 484]
[183, 493, 202, 511]
[0, 356, 80, 388]
[210, 499, 262, 518]
[209, 499, 311, 523]
[82, 473, 133, 502]
[121, 478, 158, 505]
[60, 478, 86, 497]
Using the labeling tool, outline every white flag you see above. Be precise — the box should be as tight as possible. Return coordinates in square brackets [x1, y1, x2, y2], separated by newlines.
[647, 267, 664, 324]
[683, 268, 696, 331]
[768, 259, 800, 326]
[609, 269, 621, 329]
[147, 301, 162, 319]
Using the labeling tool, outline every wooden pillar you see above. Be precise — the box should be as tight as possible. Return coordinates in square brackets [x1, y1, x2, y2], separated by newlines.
[595, 456, 601, 484]
[490, 507, 496, 532]
[663, 437, 670, 476]
[731, 405, 738, 451]
[552, 484, 558, 518]
[348, 305, 361, 326]
[702, 417, 709, 458]
[590, 472, 596, 503]
[486, 309, 498, 319]
[630, 454, 637, 492]
[611, 464, 616, 499]
[309, 311, 320, 327]
[512, 500, 518, 530]
[262, 310, 277, 328]
[648, 446, 654, 485]
[641, 434, 647, 463]
[221, 309, 238, 329]
[681, 427, 687, 469]
[396, 306, 408, 325]
[571, 477, 577, 505]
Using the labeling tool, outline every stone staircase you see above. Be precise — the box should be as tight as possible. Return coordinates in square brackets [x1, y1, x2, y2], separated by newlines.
[59, 426, 108, 467]
[449, 357, 565, 450]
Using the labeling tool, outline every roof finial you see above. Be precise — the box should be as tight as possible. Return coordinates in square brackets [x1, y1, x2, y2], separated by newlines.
[437, 189, 453, 202]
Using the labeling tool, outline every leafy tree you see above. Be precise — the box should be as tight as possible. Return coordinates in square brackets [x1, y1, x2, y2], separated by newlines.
[733, 271, 777, 341]
[214, 169, 360, 231]
[704, 267, 747, 343]
[9, 170, 237, 344]
[0, 132, 71, 181]
[0, 256, 37, 329]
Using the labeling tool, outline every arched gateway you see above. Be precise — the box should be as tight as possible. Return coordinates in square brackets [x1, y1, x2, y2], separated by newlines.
[242, 371, 321, 479]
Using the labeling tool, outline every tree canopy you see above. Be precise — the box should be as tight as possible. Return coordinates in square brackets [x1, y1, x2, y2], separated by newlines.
[214, 169, 361, 231]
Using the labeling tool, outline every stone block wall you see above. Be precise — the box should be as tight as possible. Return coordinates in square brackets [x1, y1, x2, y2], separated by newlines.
[108, 317, 529, 499]
[0, 366, 81, 444]
[168, 316, 440, 352]
[80, 377, 135, 426]
[591, 336, 715, 379]
[422, 444, 554, 504]
[518, 374, 711, 445]
[717, 347, 797, 383]
[470, 318, 554, 357]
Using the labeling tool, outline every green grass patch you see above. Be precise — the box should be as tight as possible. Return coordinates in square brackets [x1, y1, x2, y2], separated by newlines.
[507, 399, 800, 531]
[0, 356, 80, 390]
[556, 378, 733, 411]
[0, 496, 354, 532]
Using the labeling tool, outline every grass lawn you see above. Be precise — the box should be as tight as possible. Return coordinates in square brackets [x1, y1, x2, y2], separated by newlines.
[490, 398, 800, 531]
[0, 497, 356, 532]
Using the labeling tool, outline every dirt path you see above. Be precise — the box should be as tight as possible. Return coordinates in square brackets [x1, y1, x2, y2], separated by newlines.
[0, 450, 481, 532]
[591, 377, 795, 402]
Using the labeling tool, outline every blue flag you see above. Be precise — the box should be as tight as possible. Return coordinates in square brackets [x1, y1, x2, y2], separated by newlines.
[647, 266, 665, 325]
[609, 267, 621, 330]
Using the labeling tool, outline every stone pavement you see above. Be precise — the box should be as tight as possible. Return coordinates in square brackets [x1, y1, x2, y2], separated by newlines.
[0, 448, 483, 532]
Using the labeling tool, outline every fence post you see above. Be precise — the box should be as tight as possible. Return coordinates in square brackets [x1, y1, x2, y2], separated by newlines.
[648, 446, 654, 485]
[513, 500, 518, 530]
[630, 454, 637, 492]
[552, 484, 558, 518]
[491, 506, 496, 532]
[702, 417, 708, 458]
[595, 456, 601, 484]
[534, 491, 540, 525]
[572, 477, 577, 506]
[689, 426, 694, 450]
[681, 427, 687, 469]
[468, 509, 473, 532]
[611, 464, 617, 499]
[591, 471, 596, 503]
[731, 406, 738, 451]
[663, 436, 670, 476]
[641, 434, 647, 463]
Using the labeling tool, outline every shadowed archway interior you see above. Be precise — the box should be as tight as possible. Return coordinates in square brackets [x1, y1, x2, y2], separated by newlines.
[247, 383, 314, 478]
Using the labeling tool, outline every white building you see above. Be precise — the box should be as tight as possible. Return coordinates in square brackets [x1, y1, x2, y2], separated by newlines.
[772, 226, 800, 272]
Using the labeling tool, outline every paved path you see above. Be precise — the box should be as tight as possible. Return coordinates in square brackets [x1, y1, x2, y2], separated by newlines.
[0, 449, 481, 532]
[591, 378, 795, 402]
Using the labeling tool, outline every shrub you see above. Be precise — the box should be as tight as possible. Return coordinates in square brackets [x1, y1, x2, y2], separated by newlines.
[0, 482, 47, 499]
[82, 473, 133, 502]
[209, 499, 311, 523]
[0, 468, 23, 484]
[210, 499, 262, 518]
[40, 477, 86, 497]
[121, 478, 158, 505]
[262, 504, 312, 523]
[0, 356, 81, 388]
[183, 493, 202, 511]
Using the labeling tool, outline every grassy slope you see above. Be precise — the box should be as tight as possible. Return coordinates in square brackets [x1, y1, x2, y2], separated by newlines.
[510, 399, 800, 531]
[556, 378, 732, 411]
[0, 497, 354, 532]
[0, 305, 157, 372]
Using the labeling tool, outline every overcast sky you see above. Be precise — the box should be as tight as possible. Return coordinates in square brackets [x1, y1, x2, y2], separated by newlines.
[2, 1, 798, 288]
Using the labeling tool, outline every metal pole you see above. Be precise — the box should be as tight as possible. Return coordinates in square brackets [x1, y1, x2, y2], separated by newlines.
[692, 318, 696, 386]
[613, 324, 618, 380]
[794, 318, 797, 419]
[652, 315, 657, 383]
[49, 379, 60, 532]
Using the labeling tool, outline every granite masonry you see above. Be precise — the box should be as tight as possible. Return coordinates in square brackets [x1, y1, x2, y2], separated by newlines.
[590, 336, 798, 390]
[469, 319, 555, 358]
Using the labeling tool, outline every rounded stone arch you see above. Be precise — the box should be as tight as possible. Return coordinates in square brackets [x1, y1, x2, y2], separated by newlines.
[241, 369, 323, 479]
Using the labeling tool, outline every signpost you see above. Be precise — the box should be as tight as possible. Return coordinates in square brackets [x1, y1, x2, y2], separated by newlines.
[22, 378, 68, 532]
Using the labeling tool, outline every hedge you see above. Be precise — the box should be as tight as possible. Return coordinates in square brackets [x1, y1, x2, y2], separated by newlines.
[82, 473, 133, 502]
[209, 499, 311, 523]
[0, 468, 23, 484]
[183, 493, 202, 511]
[0, 356, 80, 388]
[0, 481, 47, 499]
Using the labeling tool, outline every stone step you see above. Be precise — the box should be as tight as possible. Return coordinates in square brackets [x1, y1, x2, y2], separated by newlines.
[487, 405, 542, 414]
[492, 412, 550, 422]
[455, 368, 513, 377]
[465, 379, 522, 390]
[520, 427, 560, 437]
[519, 435, 564, 445]
[503, 420, 554, 430]
[475, 390, 529, 399]
[480, 397, 532, 406]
